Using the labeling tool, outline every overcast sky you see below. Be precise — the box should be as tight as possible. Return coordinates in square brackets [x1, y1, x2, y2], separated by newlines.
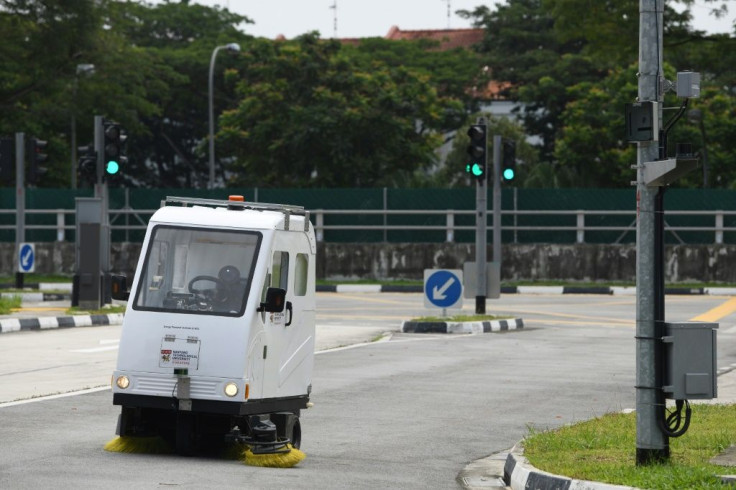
[175, 0, 735, 39]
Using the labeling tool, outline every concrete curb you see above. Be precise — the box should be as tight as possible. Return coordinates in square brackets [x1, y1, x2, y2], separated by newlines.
[401, 318, 523, 334]
[4, 284, 732, 297]
[1, 292, 72, 302]
[316, 285, 733, 296]
[504, 443, 637, 490]
[0, 313, 124, 334]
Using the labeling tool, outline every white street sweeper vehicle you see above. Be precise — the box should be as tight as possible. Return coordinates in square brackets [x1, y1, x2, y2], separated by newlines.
[109, 195, 315, 459]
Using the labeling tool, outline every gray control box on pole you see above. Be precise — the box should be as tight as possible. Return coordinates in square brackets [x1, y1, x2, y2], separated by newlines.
[662, 322, 718, 400]
[75, 197, 103, 310]
[463, 262, 500, 299]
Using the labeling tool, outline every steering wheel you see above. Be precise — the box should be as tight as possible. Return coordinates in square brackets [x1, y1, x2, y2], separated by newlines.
[187, 266, 241, 306]
[188, 275, 227, 304]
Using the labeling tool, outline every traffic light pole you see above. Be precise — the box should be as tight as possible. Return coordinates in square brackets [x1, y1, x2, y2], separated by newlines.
[475, 169, 487, 315]
[92, 115, 111, 302]
[492, 134, 502, 281]
[14, 133, 25, 288]
[636, 0, 669, 465]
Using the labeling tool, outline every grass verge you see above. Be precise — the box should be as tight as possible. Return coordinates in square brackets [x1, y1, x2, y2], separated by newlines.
[66, 305, 126, 315]
[0, 295, 22, 314]
[523, 404, 736, 489]
[411, 314, 511, 322]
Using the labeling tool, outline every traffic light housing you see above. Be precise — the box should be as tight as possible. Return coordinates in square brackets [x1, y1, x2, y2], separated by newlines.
[27, 138, 48, 186]
[0, 138, 13, 184]
[77, 144, 97, 187]
[465, 123, 487, 183]
[502, 139, 516, 183]
[103, 121, 127, 185]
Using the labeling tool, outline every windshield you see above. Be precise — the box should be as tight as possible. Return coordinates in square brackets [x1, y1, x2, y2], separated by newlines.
[133, 225, 261, 316]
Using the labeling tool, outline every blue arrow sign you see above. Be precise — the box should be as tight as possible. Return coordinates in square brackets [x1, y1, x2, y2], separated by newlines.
[19, 243, 35, 273]
[424, 269, 462, 309]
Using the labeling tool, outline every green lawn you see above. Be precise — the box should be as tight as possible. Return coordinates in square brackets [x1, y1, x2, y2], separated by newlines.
[523, 404, 736, 489]
[0, 295, 21, 314]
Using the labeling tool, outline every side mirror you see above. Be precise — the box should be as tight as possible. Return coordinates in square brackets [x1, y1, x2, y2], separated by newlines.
[259, 287, 286, 313]
[111, 274, 130, 301]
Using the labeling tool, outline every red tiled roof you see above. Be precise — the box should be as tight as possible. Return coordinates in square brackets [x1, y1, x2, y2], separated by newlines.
[383, 25, 484, 51]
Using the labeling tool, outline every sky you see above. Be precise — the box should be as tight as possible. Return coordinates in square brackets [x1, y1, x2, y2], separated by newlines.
[170, 0, 735, 39]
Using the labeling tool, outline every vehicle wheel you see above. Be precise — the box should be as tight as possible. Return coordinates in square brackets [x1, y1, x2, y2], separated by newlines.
[270, 412, 301, 449]
[290, 417, 301, 449]
[175, 412, 196, 456]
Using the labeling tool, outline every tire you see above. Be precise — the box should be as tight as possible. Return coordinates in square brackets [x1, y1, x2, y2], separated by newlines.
[175, 412, 196, 456]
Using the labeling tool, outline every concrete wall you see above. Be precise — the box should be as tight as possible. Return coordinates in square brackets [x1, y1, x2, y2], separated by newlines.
[3, 242, 734, 283]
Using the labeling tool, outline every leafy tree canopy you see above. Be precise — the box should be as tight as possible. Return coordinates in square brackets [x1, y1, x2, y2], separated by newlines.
[220, 33, 460, 187]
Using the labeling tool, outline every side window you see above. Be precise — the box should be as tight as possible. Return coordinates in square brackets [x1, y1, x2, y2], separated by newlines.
[271, 251, 289, 291]
[295, 253, 308, 296]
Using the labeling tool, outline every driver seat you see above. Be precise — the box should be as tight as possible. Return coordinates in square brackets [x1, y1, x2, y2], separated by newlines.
[218, 265, 246, 311]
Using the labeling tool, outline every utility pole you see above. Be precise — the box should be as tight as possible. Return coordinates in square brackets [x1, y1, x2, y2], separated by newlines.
[636, 0, 668, 464]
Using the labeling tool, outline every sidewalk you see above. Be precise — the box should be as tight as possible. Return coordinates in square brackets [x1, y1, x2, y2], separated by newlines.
[0, 300, 391, 352]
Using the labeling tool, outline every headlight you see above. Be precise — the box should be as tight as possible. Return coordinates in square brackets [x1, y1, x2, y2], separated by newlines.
[224, 382, 238, 397]
[116, 375, 130, 389]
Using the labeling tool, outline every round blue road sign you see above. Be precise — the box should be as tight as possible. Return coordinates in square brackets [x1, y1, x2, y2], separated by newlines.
[424, 270, 462, 309]
[19, 243, 35, 273]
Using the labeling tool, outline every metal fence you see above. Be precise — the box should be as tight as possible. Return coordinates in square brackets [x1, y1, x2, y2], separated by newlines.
[1, 206, 734, 245]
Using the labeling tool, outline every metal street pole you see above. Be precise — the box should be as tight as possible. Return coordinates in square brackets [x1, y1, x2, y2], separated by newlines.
[474, 118, 488, 315]
[208, 43, 240, 189]
[15, 132, 25, 288]
[70, 64, 94, 189]
[475, 171, 487, 314]
[492, 135, 502, 271]
[636, 0, 668, 465]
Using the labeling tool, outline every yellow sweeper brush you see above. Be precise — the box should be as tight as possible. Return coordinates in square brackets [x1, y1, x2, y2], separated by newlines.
[105, 436, 305, 468]
[104, 436, 172, 454]
[242, 444, 305, 468]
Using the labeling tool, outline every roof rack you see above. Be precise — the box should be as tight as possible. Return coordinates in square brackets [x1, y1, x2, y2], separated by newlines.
[162, 196, 309, 232]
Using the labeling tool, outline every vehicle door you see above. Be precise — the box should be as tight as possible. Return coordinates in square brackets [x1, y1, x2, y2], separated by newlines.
[261, 231, 315, 398]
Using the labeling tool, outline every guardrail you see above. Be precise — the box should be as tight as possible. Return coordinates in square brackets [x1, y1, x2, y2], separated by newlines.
[1, 208, 734, 244]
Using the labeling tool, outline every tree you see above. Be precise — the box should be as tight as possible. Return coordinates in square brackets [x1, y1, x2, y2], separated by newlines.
[97, 0, 252, 188]
[220, 34, 456, 187]
[461, 0, 735, 188]
[459, 0, 606, 163]
[0, 0, 101, 186]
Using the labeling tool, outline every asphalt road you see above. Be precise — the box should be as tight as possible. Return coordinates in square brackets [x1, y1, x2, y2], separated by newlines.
[0, 292, 734, 489]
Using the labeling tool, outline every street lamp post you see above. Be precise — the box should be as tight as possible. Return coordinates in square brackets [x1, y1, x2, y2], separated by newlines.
[71, 63, 95, 189]
[208, 42, 240, 189]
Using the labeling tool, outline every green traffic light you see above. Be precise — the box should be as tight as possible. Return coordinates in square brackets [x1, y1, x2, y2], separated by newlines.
[465, 162, 483, 177]
[106, 160, 120, 175]
[503, 168, 515, 181]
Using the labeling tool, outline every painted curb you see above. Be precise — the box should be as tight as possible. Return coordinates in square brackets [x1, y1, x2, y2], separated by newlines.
[504, 443, 638, 490]
[1, 292, 72, 302]
[0, 313, 124, 334]
[6, 283, 732, 298]
[402, 318, 523, 334]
